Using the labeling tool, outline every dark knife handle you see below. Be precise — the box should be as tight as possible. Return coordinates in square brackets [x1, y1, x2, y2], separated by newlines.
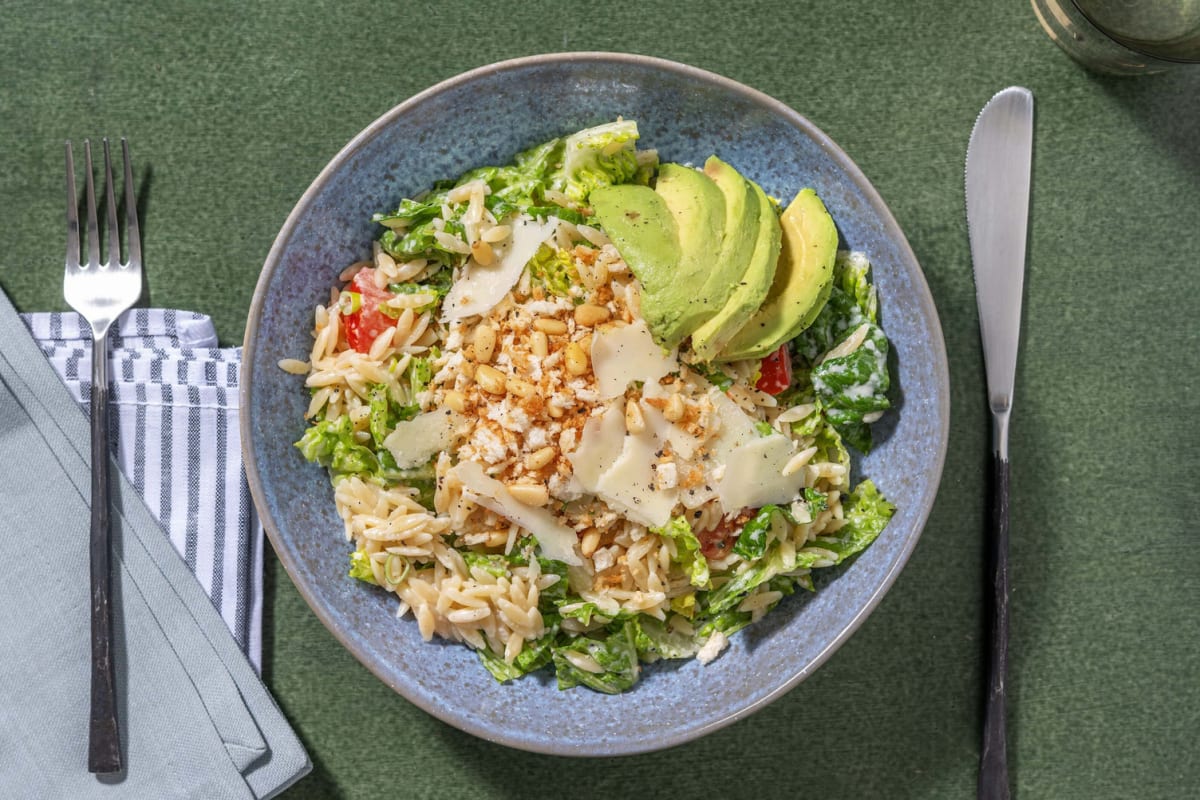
[979, 453, 1010, 800]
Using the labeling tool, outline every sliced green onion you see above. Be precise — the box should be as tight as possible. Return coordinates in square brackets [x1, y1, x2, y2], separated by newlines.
[384, 553, 411, 587]
[339, 290, 362, 315]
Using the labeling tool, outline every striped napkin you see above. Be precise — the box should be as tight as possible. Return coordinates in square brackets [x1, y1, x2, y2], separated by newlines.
[20, 309, 263, 670]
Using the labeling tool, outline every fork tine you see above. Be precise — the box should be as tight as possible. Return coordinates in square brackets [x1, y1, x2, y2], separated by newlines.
[83, 140, 101, 268]
[65, 141, 79, 268]
[102, 139, 120, 267]
[121, 139, 141, 267]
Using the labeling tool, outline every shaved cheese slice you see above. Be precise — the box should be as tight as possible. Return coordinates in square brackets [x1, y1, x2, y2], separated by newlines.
[441, 215, 555, 320]
[451, 461, 582, 566]
[595, 430, 677, 528]
[705, 388, 758, 463]
[382, 410, 466, 469]
[591, 319, 678, 400]
[566, 403, 625, 491]
[718, 434, 806, 510]
[640, 402, 700, 460]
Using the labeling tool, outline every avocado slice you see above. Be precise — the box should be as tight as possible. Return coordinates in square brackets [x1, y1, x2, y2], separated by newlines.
[689, 179, 782, 362]
[589, 184, 685, 345]
[718, 188, 838, 361]
[701, 156, 761, 323]
[650, 164, 726, 346]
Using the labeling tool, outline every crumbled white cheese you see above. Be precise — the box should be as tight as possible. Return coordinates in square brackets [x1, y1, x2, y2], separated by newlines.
[471, 425, 508, 464]
[696, 631, 728, 665]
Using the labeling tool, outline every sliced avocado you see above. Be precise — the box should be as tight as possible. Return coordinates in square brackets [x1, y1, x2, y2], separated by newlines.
[689, 180, 782, 362]
[650, 164, 726, 347]
[719, 188, 838, 361]
[701, 156, 761, 323]
[589, 184, 684, 345]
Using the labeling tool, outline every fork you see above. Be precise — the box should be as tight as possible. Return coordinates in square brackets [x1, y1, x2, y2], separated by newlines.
[63, 138, 142, 775]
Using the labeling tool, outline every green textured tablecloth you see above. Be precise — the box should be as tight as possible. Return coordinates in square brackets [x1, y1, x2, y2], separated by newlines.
[3, 1, 1198, 797]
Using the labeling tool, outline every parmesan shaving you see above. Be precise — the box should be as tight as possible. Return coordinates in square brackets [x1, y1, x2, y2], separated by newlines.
[451, 462, 582, 566]
[590, 319, 678, 400]
[382, 410, 466, 469]
[441, 215, 556, 320]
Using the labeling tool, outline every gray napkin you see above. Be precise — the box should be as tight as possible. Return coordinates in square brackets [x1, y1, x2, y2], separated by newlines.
[0, 291, 309, 799]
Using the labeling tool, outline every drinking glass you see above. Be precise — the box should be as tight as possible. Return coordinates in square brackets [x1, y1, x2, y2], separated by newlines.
[1032, 0, 1200, 74]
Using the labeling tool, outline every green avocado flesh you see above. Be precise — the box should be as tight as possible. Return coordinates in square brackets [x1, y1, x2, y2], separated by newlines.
[701, 156, 761, 328]
[650, 164, 727, 346]
[688, 180, 781, 362]
[589, 184, 684, 344]
[719, 188, 838, 361]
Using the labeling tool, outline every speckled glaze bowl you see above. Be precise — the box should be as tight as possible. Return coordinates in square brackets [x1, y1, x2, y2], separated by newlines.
[243, 52, 949, 756]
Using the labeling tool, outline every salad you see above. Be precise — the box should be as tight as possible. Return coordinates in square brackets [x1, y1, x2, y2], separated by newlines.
[285, 120, 895, 693]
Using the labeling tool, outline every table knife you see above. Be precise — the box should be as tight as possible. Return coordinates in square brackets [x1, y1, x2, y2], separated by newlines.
[965, 85, 1034, 800]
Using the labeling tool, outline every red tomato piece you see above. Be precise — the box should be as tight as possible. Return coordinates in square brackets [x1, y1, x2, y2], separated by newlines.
[697, 510, 752, 560]
[343, 268, 396, 354]
[755, 343, 793, 395]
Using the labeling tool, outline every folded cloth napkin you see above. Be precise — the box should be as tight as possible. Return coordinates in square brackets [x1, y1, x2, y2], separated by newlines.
[20, 309, 263, 669]
[0, 292, 309, 799]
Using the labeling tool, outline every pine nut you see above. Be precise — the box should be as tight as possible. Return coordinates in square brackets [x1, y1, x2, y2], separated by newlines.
[663, 393, 685, 422]
[564, 342, 589, 376]
[486, 529, 510, 548]
[533, 318, 568, 335]
[625, 398, 645, 434]
[574, 303, 611, 327]
[580, 529, 602, 558]
[525, 446, 557, 471]
[443, 390, 466, 413]
[473, 324, 497, 363]
[530, 330, 549, 358]
[506, 377, 535, 398]
[547, 402, 565, 419]
[507, 482, 549, 507]
[470, 239, 495, 266]
[482, 224, 511, 243]
[475, 364, 506, 394]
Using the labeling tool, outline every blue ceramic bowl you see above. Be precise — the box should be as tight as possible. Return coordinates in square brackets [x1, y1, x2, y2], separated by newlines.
[242, 52, 949, 756]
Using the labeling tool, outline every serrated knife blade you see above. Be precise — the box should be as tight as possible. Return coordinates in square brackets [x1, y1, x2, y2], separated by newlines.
[966, 85, 1033, 800]
[967, 86, 1033, 458]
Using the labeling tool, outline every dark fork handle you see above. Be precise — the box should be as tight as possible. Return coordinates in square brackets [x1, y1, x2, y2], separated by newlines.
[979, 453, 1010, 799]
[88, 326, 121, 774]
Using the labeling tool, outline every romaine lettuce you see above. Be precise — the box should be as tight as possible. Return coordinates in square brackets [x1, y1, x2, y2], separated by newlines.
[348, 550, 377, 584]
[549, 119, 650, 203]
[653, 516, 710, 589]
[552, 621, 640, 694]
[791, 252, 892, 453]
[631, 616, 699, 661]
[528, 245, 581, 298]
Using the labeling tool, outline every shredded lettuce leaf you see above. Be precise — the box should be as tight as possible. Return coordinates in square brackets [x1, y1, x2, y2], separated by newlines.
[794, 480, 895, 569]
[549, 119, 651, 203]
[528, 245, 581, 299]
[374, 120, 653, 268]
[792, 252, 891, 453]
[552, 621, 640, 694]
[348, 550, 377, 584]
[631, 616, 700, 662]
[732, 505, 796, 560]
[653, 516, 710, 589]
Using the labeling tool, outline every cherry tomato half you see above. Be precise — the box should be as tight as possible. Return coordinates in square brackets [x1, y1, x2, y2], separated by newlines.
[343, 268, 397, 354]
[755, 343, 793, 395]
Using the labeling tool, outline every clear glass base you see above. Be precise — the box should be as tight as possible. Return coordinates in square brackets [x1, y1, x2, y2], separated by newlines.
[1031, 0, 1178, 74]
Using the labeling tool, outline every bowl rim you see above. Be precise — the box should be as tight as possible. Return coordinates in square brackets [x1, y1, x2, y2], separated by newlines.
[241, 50, 950, 756]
